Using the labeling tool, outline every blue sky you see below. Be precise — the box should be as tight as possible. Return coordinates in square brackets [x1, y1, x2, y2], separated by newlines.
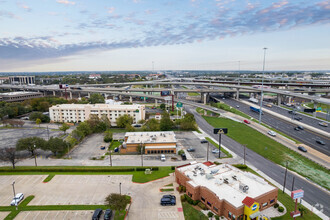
[0, 0, 329, 72]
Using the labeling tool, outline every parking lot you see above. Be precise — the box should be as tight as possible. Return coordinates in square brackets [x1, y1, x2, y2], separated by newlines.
[0, 174, 184, 220]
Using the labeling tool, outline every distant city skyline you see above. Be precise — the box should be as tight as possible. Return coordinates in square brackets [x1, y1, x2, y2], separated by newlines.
[0, 0, 329, 72]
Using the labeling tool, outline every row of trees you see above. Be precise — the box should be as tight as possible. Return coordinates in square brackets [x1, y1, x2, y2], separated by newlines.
[0, 136, 68, 168]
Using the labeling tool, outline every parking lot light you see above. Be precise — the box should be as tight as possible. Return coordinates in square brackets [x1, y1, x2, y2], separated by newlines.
[33, 144, 37, 167]
[109, 150, 112, 167]
[12, 181, 17, 210]
[119, 182, 122, 195]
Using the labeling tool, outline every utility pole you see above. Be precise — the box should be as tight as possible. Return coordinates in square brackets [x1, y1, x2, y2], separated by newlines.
[12, 181, 17, 210]
[34, 144, 37, 167]
[109, 150, 112, 167]
[119, 182, 122, 195]
[140, 142, 144, 167]
[291, 176, 295, 191]
[206, 141, 209, 161]
[47, 126, 50, 140]
[283, 161, 288, 193]
[259, 47, 267, 124]
[218, 133, 221, 159]
[243, 145, 246, 165]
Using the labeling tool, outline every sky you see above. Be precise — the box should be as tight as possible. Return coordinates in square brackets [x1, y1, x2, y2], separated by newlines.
[0, 0, 329, 72]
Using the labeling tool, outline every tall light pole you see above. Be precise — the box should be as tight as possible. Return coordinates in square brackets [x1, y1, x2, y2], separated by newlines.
[33, 144, 37, 167]
[12, 181, 17, 210]
[259, 47, 268, 124]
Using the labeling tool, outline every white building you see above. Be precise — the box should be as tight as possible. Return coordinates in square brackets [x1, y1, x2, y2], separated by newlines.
[49, 104, 145, 125]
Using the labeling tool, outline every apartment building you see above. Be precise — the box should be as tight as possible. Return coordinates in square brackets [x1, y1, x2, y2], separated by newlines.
[175, 162, 277, 220]
[49, 103, 145, 125]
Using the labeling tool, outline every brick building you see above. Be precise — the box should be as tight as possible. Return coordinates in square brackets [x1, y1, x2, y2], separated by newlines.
[175, 162, 277, 220]
[121, 131, 177, 154]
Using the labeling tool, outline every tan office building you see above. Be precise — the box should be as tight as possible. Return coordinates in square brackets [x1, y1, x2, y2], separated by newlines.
[121, 131, 177, 154]
[49, 104, 145, 125]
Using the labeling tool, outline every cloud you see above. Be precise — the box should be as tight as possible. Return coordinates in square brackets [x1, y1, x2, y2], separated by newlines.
[17, 2, 32, 12]
[0, 10, 16, 19]
[108, 7, 115, 14]
[57, 0, 75, 5]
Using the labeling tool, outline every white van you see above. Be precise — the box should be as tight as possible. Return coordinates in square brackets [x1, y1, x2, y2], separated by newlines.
[161, 154, 166, 161]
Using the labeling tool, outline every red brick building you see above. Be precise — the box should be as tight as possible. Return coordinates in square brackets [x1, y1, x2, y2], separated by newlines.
[175, 162, 278, 220]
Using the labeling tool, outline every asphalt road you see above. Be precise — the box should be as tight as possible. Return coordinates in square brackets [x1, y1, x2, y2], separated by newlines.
[216, 97, 330, 156]
[185, 106, 330, 217]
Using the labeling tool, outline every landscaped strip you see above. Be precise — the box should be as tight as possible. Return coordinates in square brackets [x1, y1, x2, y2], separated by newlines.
[203, 116, 330, 190]
[205, 137, 232, 158]
[182, 201, 208, 220]
[0, 166, 174, 183]
[43, 174, 55, 183]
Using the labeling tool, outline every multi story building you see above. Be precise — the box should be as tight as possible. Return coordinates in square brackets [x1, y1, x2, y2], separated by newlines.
[175, 162, 277, 220]
[121, 131, 177, 154]
[49, 104, 145, 125]
[0, 91, 43, 102]
[9, 76, 35, 85]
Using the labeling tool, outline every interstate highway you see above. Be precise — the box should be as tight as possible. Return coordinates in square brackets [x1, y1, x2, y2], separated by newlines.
[185, 106, 330, 217]
[214, 97, 330, 156]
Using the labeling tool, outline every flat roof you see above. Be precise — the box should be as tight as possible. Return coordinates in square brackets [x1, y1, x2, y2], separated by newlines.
[177, 162, 276, 208]
[50, 104, 144, 110]
[125, 131, 176, 144]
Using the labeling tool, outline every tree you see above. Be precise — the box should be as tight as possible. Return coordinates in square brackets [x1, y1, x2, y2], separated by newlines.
[0, 148, 22, 169]
[16, 137, 47, 156]
[59, 123, 70, 134]
[36, 118, 42, 127]
[116, 115, 133, 128]
[89, 93, 105, 104]
[125, 124, 135, 132]
[179, 113, 197, 131]
[101, 115, 111, 129]
[86, 114, 107, 133]
[47, 137, 67, 156]
[104, 130, 113, 143]
[104, 193, 130, 212]
[160, 112, 174, 131]
[29, 112, 50, 123]
[160, 103, 166, 110]
[142, 118, 159, 131]
[76, 122, 92, 137]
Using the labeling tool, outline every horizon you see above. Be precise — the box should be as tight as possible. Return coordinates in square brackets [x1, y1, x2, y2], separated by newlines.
[0, 0, 330, 72]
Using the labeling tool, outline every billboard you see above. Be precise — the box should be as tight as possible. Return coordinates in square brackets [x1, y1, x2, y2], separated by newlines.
[161, 91, 171, 96]
[304, 108, 315, 113]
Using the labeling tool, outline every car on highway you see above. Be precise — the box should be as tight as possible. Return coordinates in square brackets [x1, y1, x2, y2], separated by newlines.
[243, 120, 250, 124]
[104, 209, 113, 220]
[92, 209, 103, 220]
[200, 139, 208, 144]
[298, 146, 307, 152]
[10, 193, 24, 206]
[266, 104, 273, 108]
[316, 140, 325, 145]
[212, 149, 220, 154]
[288, 110, 297, 115]
[294, 116, 302, 121]
[160, 195, 176, 206]
[318, 122, 328, 127]
[236, 105, 239, 108]
[267, 130, 276, 137]
[297, 126, 304, 130]
[212, 108, 218, 111]
[160, 154, 166, 161]
[187, 148, 195, 152]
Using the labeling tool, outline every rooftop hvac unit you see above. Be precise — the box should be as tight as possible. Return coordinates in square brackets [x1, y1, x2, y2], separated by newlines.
[239, 183, 249, 193]
[224, 178, 229, 184]
[232, 175, 238, 180]
[210, 169, 219, 174]
[206, 174, 214, 180]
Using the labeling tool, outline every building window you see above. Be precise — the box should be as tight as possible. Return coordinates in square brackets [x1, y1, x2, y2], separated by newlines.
[171, 150, 174, 153]
[270, 199, 275, 204]
[263, 202, 268, 207]
[233, 214, 236, 219]
[213, 206, 218, 212]
[201, 197, 205, 202]
[147, 151, 150, 154]
[207, 201, 211, 207]
[188, 192, 192, 197]
[228, 211, 232, 219]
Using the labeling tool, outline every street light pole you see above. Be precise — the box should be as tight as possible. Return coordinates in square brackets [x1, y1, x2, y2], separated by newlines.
[283, 161, 288, 193]
[12, 181, 17, 210]
[141, 142, 144, 167]
[243, 145, 246, 165]
[109, 150, 112, 167]
[33, 144, 37, 167]
[206, 142, 209, 162]
[259, 47, 268, 124]
[119, 182, 122, 195]
[218, 134, 221, 159]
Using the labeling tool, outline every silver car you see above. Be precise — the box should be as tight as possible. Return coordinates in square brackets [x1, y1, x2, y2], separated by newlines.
[11, 193, 24, 206]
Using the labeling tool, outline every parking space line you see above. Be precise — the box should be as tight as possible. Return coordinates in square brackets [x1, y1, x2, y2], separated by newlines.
[33, 211, 41, 220]
[54, 211, 60, 219]
[62, 210, 69, 220]
[2, 195, 13, 206]
[43, 211, 50, 220]
[36, 195, 46, 205]
[17, 175, 28, 185]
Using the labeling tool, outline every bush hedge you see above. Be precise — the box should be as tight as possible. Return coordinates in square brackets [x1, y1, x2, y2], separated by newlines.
[198, 202, 207, 210]
[278, 206, 284, 212]
[274, 203, 279, 208]
[180, 195, 186, 202]
[135, 167, 159, 171]
[207, 212, 214, 218]
[171, 166, 176, 170]
[232, 164, 248, 169]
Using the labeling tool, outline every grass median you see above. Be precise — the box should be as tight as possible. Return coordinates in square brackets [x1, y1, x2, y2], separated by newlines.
[0, 166, 174, 183]
[203, 116, 330, 190]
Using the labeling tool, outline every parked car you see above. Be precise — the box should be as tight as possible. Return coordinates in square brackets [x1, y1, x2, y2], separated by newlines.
[100, 146, 106, 150]
[104, 209, 113, 220]
[181, 153, 187, 160]
[161, 154, 166, 161]
[92, 209, 103, 220]
[200, 139, 208, 144]
[187, 148, 195, 152]
[267, 130, 277, 137]
[212, 108, 218, 111]
[160, 195, 176, 206]
[298, 146, 307, 152]
[319, 122, 328, 127]
[212, 149, 220, 154]
[243, 120, 250, 124]
[316, 140, 325, 145]
[10, 193, 24, 206]
[114, 147, 119, 152]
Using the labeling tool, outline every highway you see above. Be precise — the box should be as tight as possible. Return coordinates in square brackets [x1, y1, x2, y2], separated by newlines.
[213, 97, 330, 156]
[185, 105, 330, 217]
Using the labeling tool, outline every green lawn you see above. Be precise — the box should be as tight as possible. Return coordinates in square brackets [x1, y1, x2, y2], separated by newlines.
[210, 102, 251, 119]
[188, 92, 200, 96]
[182, 202, 208, 220]
[305, 103, 329, 113]
[0, 166, 174, 183]
[203, 116, 330, 190]
[43, 174, 55, 182]
[204, 137, 232, 158]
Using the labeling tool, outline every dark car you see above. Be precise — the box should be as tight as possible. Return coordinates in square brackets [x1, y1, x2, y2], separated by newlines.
[200, 139, 208, 144]
[297, 126, 304, 130]
[100, 146, 106, 150]
[316, 140, 325, 145]
[298, 146, 307, 152]
[187, 148, 195, 152]
[288, 111, 297, 115]
[294, 127, 300, 131]
[92, 209, 103, 220]
[104, 209, 112, 220]
[181, 153, 187, 160]
[294, 117, 302, 121]
[160, 195, 176, 206]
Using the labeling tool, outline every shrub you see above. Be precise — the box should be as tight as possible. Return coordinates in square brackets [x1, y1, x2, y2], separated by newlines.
[207, 212, 214, 218]
[198, 202, 207, 210]
[214, 215, 220, 220]
[181, 195, 186, 202]
[171, 166, 176, 170]
[104, 131, 113, 143]
[193, 200, 200, 206]
[178, 150, 185, 156]
[184, 194, 194, 205]
[278, 206, 284, 212]
[274, 203, 279, 208]
[232, 164, 248, 169]
[135, 167, 159, 171]
[213, 161, 221, 165]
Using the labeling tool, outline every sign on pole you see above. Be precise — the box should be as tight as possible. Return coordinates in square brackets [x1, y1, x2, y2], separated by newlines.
[316, 107, 322, 112]
[213, 128, 228, 134]
[291, 189, 304, 199]
[176, 102, 183, 108]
